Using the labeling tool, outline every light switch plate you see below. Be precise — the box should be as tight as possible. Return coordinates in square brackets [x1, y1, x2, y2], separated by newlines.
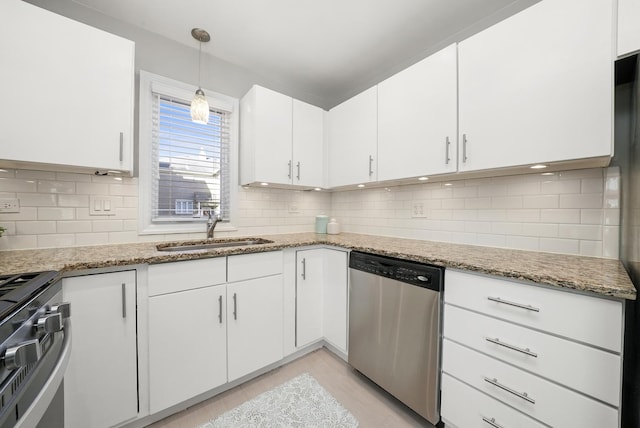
[89, 196, 115, 216]
[412, 202, 427, 218]
[0, 199, 20, 213]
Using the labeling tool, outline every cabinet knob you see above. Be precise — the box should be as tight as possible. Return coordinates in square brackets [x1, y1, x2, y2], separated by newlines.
[36, 313, 63, 335]
[4, 339, 41, 370]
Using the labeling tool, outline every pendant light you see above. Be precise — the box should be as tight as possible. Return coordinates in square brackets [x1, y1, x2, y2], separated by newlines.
[191, 28, 210, 124]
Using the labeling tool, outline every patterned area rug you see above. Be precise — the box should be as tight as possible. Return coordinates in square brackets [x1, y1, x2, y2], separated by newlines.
[197, 373, 359, 428]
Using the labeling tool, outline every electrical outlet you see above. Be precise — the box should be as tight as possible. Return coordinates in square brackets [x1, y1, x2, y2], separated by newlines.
[412, 202, 426, 218]
[0, 199, 20, 213]
[288, 204, 299, 214]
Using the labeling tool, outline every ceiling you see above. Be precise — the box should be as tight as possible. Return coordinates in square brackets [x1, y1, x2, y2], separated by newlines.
[71, 0, 535, 108]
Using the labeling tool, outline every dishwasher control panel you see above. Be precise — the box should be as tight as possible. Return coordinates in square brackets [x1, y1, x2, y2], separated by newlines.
[349, 251, 443, 291]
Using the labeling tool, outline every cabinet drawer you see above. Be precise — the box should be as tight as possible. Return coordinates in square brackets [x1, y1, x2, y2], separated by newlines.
[442, 339, 618, 428]
[228, 251, 283, 282]
[445, 270, 623, 352]
[444, 305, 621, 406]
[148, 257, 226, 296]
[442, 374, 545, 428]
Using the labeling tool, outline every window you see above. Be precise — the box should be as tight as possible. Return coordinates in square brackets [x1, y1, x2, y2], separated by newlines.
[139, 71, 238, 235]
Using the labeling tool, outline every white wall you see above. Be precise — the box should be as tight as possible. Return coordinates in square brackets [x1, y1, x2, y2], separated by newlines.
[331, 167, 620, 258]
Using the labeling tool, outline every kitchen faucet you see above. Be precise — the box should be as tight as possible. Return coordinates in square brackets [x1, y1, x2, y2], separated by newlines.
[206, 211, 221, 240]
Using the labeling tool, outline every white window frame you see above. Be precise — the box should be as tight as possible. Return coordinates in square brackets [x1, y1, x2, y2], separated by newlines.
[174, 199, 194, 215]
[138, 71, 239, 235]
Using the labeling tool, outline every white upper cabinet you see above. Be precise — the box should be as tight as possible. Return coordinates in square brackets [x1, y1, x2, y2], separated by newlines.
[293, 100, 325, 187]
[0, 0, 134, 173]
[458, 0, 613, 172]
[240, 85, 324, 188]
[378, 44, 458, 181]
[618, 0, 640, 57]
[328, 86, 378, 188]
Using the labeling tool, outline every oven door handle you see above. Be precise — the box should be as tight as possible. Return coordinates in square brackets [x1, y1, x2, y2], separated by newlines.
[14, 320, 71, 428]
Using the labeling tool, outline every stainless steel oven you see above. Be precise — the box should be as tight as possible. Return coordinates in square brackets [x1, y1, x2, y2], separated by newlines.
[0, 272, 71, 428]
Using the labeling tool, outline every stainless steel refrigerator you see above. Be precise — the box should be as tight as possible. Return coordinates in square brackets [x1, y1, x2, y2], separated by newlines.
[616, 53, 640, 428]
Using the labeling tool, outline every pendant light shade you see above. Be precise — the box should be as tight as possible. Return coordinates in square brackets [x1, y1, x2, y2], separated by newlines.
[191, 28, 211, 124]
[191, 88, 209, 124]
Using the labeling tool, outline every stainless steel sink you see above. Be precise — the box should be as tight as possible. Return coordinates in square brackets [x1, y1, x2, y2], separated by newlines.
[156, 238, 273, 252]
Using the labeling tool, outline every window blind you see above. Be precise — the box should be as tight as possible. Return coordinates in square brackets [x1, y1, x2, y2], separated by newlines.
[151, 93, 230, 222]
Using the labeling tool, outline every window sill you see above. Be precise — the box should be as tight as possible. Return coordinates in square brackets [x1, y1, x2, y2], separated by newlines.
[138, 222, 238, 236]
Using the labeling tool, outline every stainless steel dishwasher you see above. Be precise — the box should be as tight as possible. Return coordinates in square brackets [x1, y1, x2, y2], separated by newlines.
[348, 251, 444, 425]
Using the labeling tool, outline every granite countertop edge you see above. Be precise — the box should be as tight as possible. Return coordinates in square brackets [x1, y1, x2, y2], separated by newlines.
[0, 232, 635, 300]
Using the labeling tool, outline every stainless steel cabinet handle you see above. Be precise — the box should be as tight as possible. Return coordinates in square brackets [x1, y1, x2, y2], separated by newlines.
[296, 161, 301, 180]
[487, 296, 540, 312]
[445, 136, 451, 164]
[462, 134, 468, 163]
[486, 337, 538, 358]
[119, 132, 124, 162]
[301, 258, 306, 280]
[368, 155, 374, 176]
[121, 283, 126, 318]
[233, 292, 237, 320]
[218, 295, 223, 324]
[484, 377, 535, 404]
[288, 160, 292, 179]
[482, 416, 505, 428]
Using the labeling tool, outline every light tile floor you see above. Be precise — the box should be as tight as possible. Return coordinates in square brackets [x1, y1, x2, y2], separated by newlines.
[147, 348, 435, 428]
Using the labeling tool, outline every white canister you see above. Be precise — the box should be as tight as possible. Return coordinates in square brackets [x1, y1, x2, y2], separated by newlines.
[327, 218, 340, 235]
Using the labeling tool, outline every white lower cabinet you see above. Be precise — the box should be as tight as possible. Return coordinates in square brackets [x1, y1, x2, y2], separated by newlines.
[441, 270, 623, 428]
[227, 275, 284, 381]
[292, 248, 349, 354]
[442, 374, 545, 428]
[148, 284, 227, 414]
[63, 270, 138, 428]
[295, 249, 325, 347]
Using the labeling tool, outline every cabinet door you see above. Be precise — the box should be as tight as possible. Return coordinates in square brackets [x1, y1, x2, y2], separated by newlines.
[227, 275, 284, 381]
[63, 271, 137, 428]
[148, 285, 227, 414]
[618, 0, 640, 57]
[293, 100, 325, 187]
[322, 249, 348, 353]
[458, 0, 613, 172]
[240, 85, 293, 185]
[0, 0, 134, 173]
[378, 44, 457, 181]
[328, 86, 378, 187]
[295, 249, 324, 347]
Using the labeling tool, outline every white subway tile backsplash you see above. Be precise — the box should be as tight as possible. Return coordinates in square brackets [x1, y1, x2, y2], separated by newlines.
[37, 180, 75, 194]
[16, 221, 56, 235]
[522, 195, 559, 209]
[558, 224, 602, 240]
[58, 195, 89, 207]
[37, 234, 75, 249]
[37, 208, 75, 221]
[56, 221, 92, 234]
[1, 167, 619, 258]
[17, 193, 57, 207]
[540, 209, 581, 224]
[1, 178, 38, 193]
[559, 193, 603, 209]
[539, 238, 580, 255]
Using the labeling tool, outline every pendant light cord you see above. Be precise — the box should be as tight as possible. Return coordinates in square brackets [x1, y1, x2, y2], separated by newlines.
[198, 40, 202, 89]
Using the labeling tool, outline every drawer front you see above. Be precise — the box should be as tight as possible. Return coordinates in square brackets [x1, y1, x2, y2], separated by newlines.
[445, 270, 623, 352]
[148, 257, 226, 296]
[444, 305, 621, 406]
[227, 251, 283, 282]
[442, 374, 545, 428]
[442, 339, 618, 428]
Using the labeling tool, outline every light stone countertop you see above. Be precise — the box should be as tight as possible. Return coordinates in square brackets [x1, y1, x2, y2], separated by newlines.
[0, 232, 635, 300]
